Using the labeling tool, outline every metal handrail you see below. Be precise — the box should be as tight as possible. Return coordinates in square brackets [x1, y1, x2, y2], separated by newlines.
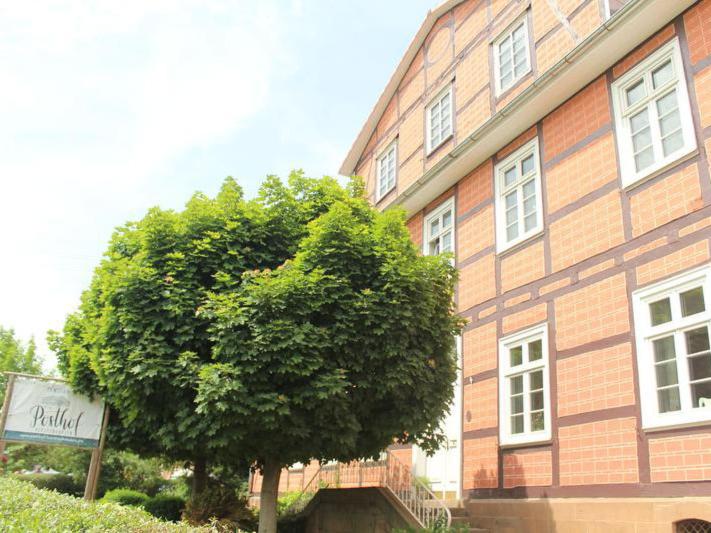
[381, 450, 452, 529]
[279, 452, 451, 528]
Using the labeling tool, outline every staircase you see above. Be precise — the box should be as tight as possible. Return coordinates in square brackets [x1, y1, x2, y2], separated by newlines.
[279, 452, 489, 532]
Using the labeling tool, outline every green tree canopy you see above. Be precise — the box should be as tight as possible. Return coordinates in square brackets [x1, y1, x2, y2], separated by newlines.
[50, 173, 462, 533]
[0, 327, 42, 400]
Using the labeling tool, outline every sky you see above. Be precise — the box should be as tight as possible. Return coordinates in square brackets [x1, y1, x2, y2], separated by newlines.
[0, 1, 437, 370]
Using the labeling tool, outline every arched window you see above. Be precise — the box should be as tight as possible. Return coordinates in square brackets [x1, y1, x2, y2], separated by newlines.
[677, 519, 711, 533]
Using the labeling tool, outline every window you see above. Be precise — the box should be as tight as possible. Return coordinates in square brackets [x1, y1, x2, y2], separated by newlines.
[499, 324, 551, 446]
[494, 138, 543, 253]
[604, 0, 628, 19]
[424, 198, 455, 257]
[493, 15, 531, 96]
[677, 519, 711, 533]
[633, 265, 711, 430]
[426, 85, 453, 154]
[376, 141, 397, 200]
[611, 39, 696, 187]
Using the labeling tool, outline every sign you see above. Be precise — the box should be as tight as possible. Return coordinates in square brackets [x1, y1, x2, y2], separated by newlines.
[2, 376, 105, 448]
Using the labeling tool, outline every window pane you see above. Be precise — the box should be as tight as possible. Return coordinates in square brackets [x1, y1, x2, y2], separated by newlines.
[634, 147, 655, 172]
[626, 79, 646, 106]
[523, 195, 536, 216]
[507, 224, 519, 242]
[658, 387, 681, 413]
[630, 109, 650, 133]
[511, 374, 523, 394]
[511, 414, 524, 434]
[530, 370, 543, 391]
[662, 131, 684, 156]
[530, 390, 544, 411]
[653, 335, 676, 362]
[650, 298, 672, 326]
[429, 240, 439, 256]
[441, 231, 452, 253]
[655, 360, 678, 388]
[656, 89, 678, 116]
[521, 155, 535, 175]
[511, 395, 523, 414]
[681, 287, 705, 317]
[652, 60, 674, 89]
[442, 210, 452, 229]
[530, 411, 544, 432]
[689, 354, 711, 382]
[510, 346, 523, 367]
[504, 166, 517, 187]
[658, 106, 680, 136]
[430, 218, 439, 237]
[691, 380, 711, 409]
[528, 339, 542, 361]
[524, 213, 537, 232]
[685, 327, 710, 356]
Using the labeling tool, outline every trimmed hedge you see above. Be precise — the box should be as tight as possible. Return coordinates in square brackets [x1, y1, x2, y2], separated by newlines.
[101, 488, 150, 507]
[0, 477, 209, 532]
[13, 473, 83, 497]
[144, 494, 186, 522]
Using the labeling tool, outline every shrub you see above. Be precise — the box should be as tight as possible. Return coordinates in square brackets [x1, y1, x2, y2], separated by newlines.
[145, 494, 186, 522]
[14, 473, 83, 497]
[0, 476, 210, 532]
[183, 484, 256, 531]
[101, 488, 150, 507]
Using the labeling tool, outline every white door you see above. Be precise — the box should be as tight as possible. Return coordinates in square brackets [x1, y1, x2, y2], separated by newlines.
[412, 337, 462, 500]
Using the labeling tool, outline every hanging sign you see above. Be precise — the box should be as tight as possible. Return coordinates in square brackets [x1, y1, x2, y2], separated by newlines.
[2, 375, 105, 448]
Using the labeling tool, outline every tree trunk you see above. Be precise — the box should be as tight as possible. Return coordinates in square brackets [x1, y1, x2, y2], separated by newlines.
[192, 457, 208, 497]
[258, 459, 282, 533]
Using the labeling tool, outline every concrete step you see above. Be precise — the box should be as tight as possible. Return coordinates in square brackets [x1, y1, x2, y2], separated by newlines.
[449, 506, 468, 517]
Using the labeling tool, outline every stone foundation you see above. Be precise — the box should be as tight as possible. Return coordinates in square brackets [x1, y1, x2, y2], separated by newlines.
[465, 497, 711, 532]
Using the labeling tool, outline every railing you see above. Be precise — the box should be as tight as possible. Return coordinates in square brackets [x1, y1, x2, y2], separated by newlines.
[281, 451, 451, 529]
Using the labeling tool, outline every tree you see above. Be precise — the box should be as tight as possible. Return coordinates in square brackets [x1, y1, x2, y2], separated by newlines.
[198, 188, 463, 533]
[0, 327, 42, 401]
[47, 173, 357, 497]
[51, 173, 461, 533]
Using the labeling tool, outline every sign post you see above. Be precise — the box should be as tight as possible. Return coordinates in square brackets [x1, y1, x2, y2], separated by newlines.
[0, 372, 107, 500]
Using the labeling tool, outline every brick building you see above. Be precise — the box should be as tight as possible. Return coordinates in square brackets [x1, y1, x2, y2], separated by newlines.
[338, 0, 711, 530]
[251, 0, 711, 530]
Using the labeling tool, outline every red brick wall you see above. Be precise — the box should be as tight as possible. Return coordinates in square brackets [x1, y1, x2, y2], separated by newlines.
[340, 0, 711, 502]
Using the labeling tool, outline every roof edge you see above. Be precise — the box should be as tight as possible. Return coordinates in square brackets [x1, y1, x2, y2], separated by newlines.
[339, 0, 466, 176]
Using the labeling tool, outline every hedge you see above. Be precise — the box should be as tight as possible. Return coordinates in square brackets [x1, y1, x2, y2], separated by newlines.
[144, 494, 187, 522]
[0, 476, 210, 532]
[101, 488, 150, 507]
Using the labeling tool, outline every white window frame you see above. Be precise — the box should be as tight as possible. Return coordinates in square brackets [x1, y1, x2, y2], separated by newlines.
[425, 84, 453, 155]
[376, 140, 397, 201]
[499, 324, 551, 447]
[423, 197, 455, 258]
[633, 264, 711, 431]
[611, 39, 697, 188]
[494, 137, 543, 254]
[492, 14, 531, 97]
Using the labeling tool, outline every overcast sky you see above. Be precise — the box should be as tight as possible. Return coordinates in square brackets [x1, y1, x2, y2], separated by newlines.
[0, 1, 437, 369]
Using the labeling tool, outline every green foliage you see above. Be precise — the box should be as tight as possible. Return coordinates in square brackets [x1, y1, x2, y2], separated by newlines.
[200, 185, 463, 468]
[13, 473, 83, 497]
[0, 326, 42, 400]
[144, 494, 186, 522]
[0, 477, 211, 532]
[50, 171, 462, 531]
[276, 491, 306, 515]
[101, 488, 150, 507]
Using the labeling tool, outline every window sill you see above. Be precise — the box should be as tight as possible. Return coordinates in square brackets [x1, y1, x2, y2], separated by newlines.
[622, 147, 698, 192]
[375, 184, 397, 206]
[499, 435, 551, 449]
[495, 69, 534, 102]
[496, 229, 544, 257]
[426, 134, 453, 159]
[643, 412, 711, 434]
